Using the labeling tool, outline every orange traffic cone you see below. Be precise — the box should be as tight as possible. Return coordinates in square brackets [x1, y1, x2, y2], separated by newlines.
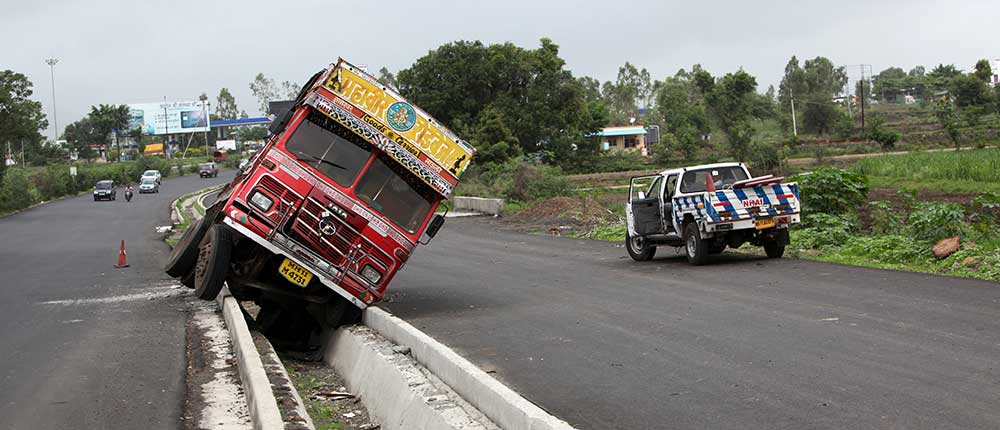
[114, 240, 130, 268]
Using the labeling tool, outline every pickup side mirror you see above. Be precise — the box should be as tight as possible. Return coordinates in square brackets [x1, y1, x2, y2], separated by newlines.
[637, 191, 646, 200]
[419, 214, 446, 244]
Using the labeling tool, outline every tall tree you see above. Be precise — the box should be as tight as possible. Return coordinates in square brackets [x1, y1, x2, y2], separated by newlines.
[0, 70, 48, 170]
[778, 56, 845, 134]
[973, 59, 992, 83]
[62, 117, 100, 161]
[397, 38, 605, 169]
[249, 73, 279, 115]
[601, 62, 653, 125]
[696, 69, 759, 161]
[651, 75, 709, 160]
[89, 104, 130, 161]
[215, 88, 239, 120]
[280, 81, 299, 100]
[377, 67, 398, 91]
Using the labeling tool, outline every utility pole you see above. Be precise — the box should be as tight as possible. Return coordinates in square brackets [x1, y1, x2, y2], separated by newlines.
[789, 87, 798, 136]
[45, 58, 59, 142]
[859, 68, 866, 132]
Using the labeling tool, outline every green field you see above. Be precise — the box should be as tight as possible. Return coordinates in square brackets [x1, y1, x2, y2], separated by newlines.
[852, 148, 1000, 188]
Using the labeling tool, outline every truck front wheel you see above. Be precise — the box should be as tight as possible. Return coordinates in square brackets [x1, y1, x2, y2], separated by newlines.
[626, 232, 656, 261]
[684, 223, 709, 266]
[193, 224, 234, 300]
[164, 217, 209, 278]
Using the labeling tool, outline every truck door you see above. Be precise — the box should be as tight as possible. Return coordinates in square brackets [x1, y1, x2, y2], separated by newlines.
[629, 175, 664, 236]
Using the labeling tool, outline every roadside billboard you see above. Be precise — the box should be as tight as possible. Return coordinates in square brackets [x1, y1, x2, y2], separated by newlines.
[127, 101, 210, 135]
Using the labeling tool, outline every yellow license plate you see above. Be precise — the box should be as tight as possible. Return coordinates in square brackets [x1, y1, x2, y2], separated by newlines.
[278, 258, 313, 288]
[755, 217, 777, 230]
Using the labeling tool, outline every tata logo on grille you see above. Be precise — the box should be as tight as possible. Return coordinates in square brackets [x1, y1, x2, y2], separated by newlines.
[741, 198, 764, 207]
[318, 212, 338, 237]
[385, 102, 416, 132]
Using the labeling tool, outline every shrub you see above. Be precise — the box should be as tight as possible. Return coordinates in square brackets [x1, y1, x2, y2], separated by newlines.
[907, 201, 965, 242]
[0, 169, 38, 212]
[749, 141, 783, 175]
[839, 234, 928, 264]
[867, 200, 901, 234]
[792, 167, 869, 215]
[508, 164, 569, 201]
[794, 213, 856, 249]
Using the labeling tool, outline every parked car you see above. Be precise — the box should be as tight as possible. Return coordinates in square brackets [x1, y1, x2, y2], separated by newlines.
[199, 162, 219, 178]
[93, 180, 116, 201]
[141, 169, 162, 184]
[138, 177, 160, 193]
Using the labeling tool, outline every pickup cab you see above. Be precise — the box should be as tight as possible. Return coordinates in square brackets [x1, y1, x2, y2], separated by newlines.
[625, 162, 800, 265]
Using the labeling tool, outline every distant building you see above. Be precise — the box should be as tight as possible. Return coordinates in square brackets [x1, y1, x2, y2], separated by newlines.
[594, 126, 649, 156]
[991, 58, 1000, 87]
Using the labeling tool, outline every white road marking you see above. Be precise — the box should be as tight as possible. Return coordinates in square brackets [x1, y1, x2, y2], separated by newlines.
[817, 317, 840, 322]
[38, 283, 187, 306]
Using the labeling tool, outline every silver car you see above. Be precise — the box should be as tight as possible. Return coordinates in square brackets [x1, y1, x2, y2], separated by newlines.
[138, 177, 159, 193]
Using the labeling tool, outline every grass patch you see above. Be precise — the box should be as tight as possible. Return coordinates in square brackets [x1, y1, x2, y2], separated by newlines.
[852, 148, 1000, 184]
[867, 175, 1000, 194]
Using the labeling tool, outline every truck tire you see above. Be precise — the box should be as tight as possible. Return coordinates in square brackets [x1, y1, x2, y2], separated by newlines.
[684, 223, 709, 266]
[626, 232, 656, 261]
[193, 224, 234, 301]
[763, 240, 785, 258]
[164, 217, 209, 278]
[180, 268, 196, 289]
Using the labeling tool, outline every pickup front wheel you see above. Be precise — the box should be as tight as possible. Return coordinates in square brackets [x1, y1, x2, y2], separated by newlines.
[684, 223, 709, 265]
[626, 232, 656, 261]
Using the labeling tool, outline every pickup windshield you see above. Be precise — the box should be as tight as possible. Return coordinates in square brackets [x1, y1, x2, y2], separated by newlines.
[680, 166, 749, 193]
[355, 152, 436, 234]
[284, 110, 372, 187]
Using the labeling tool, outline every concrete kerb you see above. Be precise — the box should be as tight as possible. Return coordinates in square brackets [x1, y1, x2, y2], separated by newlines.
[452, 197, 504, 216]
[217, 286, 287, 430]
[363, 307, 578, 430]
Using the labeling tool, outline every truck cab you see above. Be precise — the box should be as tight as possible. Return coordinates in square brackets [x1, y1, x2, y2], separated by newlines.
[625, 162, 800, 265]
[165, 59, 475, 330]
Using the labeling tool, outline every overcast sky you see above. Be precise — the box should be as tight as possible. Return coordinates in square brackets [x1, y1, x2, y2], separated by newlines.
[2, 0, 995, 139]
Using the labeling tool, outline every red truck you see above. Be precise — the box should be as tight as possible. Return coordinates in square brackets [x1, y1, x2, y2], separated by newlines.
[165, 59, 475, 330]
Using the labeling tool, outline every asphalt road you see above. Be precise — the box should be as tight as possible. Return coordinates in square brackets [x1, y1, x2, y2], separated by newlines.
[0, 170, 233, 429]
[386, 218, 1000, 430]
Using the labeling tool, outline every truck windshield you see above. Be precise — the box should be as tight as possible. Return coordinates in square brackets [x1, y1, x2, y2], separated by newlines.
[284, 110, 372, 187]
[355, 152, 436, 234]
[680, 166, 749, 193]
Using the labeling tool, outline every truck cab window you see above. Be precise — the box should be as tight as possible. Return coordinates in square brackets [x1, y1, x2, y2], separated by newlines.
[284, 110, 372, 187]
[355, 152, 437, 234]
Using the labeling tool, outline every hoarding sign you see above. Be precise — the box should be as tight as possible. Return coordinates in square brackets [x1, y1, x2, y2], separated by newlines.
[323, 62, 475, 179]
[127, 101, 210, 135]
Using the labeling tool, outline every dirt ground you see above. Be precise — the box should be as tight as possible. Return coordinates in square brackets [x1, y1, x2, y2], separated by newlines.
[503, 193, 623, 235]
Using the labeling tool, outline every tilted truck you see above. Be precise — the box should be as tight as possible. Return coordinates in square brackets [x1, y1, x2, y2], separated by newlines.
[165, 59, 476, 329]
[625, 162, 800, 265]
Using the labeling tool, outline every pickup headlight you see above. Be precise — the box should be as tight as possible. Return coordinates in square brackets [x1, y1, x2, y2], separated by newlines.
[360, 264, 382, 284]
[249, 191, 273, 211]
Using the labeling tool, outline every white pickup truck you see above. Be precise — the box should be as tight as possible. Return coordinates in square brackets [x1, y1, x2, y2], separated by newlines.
[625, 162, 801, 265]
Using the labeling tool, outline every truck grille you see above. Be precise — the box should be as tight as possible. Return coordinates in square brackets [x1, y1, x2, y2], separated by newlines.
[289, 197, 394, 277]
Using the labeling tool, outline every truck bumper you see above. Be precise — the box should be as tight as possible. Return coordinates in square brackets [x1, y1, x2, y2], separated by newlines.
[222, 216, 368, 309]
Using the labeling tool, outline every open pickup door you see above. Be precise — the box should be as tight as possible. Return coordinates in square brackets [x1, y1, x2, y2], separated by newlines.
[628, 175, 664, 236]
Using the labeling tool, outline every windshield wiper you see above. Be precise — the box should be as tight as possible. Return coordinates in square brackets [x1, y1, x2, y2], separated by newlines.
[292, 150, 346, 170]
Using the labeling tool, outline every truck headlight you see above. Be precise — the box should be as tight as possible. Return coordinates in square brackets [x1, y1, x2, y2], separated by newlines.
[360, 264, 382, 284]
[250, 191, 273, 211]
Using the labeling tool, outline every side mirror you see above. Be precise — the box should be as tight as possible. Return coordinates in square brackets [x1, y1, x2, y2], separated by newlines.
[637, 191, 646, 200]
[419, 214, 446, 244]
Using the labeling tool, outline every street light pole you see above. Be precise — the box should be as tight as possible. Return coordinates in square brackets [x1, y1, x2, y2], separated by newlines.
[44, 58, 59, 142]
